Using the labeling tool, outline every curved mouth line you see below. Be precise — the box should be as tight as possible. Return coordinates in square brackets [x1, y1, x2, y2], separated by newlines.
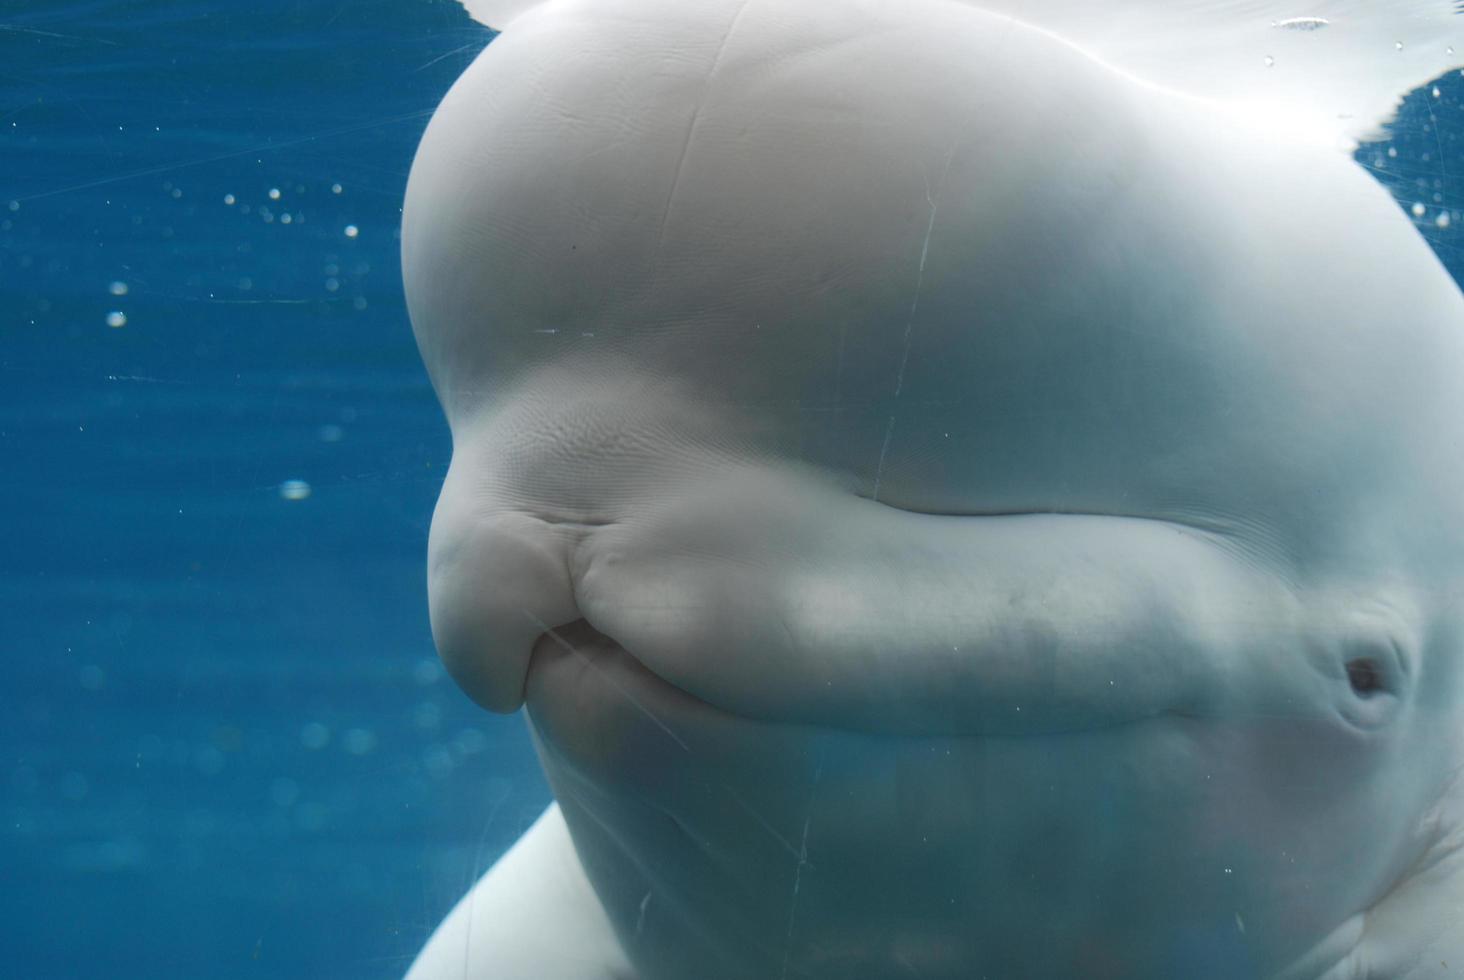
[852, 494, 1260, 571]
[526, 614, 1187, 742]
[509, 467, 1249, 740]
[526, 613, 698, 751]
[856, 496, 1236, 542]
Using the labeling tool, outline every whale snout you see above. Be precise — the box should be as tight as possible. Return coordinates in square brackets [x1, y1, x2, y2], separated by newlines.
[425, 436, 1376, 741]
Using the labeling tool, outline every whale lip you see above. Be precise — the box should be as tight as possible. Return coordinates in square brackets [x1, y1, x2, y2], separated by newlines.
[433, 483, 1237, 738]
[427, 407, 1424, 744]
[424, 378, 1421, 741]
[430, 499, 1213, 736]
[525, 611, 1194, 742]
[559, 469, 1240, 738]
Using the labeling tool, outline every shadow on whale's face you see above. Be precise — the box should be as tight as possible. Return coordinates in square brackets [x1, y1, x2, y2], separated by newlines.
[403, 0, 1464, 977]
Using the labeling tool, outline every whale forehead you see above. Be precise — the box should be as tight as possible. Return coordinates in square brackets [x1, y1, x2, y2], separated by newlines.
[406, 0, 1464, 566]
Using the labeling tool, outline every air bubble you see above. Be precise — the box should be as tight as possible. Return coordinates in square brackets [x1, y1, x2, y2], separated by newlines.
[108, 281, 129, 296]
[268, 187, 281, 200]
[279, 479, 312, 501]
[453, 728, 487, 756]
[413, 659, 443, 686]
[106, 311, 127, 328]
[223, 193, 236, 205]
[300, 722, 330, 750]
[269, 778, 300, 808]
[423, 745, 455, 778]
[1413, 202, 1427, 217]
[342, 729, 377, 756]
[343, 224, 359, 238]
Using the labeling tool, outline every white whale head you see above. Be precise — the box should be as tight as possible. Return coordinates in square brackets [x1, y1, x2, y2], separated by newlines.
[404, 1, 1464, 976]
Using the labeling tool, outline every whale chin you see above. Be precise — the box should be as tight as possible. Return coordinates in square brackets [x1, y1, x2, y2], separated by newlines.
[520, 619, 1375, 980]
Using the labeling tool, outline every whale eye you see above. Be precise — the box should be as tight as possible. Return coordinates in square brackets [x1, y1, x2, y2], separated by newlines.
[1335, 635, 1410, 730]
[1346, 658, 1384, 697]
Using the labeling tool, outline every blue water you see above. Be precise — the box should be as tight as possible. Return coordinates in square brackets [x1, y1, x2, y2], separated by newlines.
[3, 3, 1464, 979]
[3, 4, 548, 977]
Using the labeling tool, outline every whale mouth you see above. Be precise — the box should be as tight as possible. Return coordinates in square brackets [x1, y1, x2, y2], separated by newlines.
[428, 446, 1285, 739]
[522, 617, 741, 751]
[522, 614, 1171, 753]
[560, 463, 1254, 738]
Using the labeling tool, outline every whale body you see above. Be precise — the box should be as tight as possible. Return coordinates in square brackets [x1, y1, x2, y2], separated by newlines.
[401, 1, 1464, 977]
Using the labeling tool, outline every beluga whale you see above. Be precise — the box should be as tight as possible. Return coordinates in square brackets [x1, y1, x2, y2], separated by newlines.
[401, 0, 1464, 977]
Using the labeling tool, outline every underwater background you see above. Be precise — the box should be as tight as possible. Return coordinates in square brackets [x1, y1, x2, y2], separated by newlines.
[3, 2, 1464, 977]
